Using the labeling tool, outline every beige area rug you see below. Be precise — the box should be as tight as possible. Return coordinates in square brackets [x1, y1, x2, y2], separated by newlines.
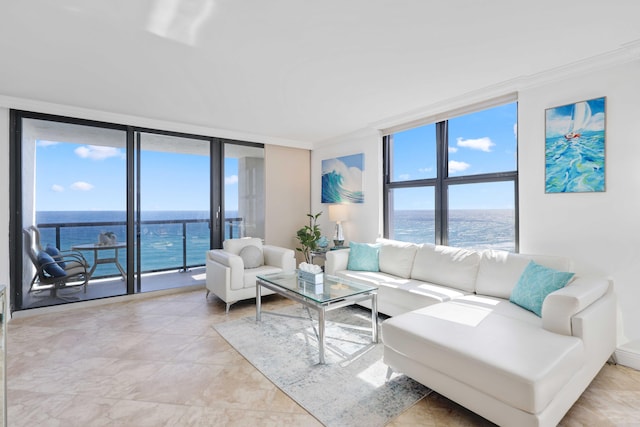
[213, 304, 430, 427]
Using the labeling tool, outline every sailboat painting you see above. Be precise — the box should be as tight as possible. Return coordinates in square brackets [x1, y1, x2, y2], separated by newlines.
[545, 97, 606, 193]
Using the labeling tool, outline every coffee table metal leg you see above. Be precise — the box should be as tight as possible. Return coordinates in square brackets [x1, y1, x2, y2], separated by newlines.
[256, 282, 262, 321]
[318, 308, 325, 364]
[371, 293, 378, 343]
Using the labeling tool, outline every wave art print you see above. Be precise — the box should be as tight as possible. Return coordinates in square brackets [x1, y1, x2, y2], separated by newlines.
[321, 153, 364, 203]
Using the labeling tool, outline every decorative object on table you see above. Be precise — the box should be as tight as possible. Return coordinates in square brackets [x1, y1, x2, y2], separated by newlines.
[545, 96, 606, 193]
[295, 211, 322, 263]
[298, 262, 323, 284]
[329, 204, 349, 247]
[316, 235, 329, 250]
[321, 153, 364, 203]
[98, 231, 117, 246]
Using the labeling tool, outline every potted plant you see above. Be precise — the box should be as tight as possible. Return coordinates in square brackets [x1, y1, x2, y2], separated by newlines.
[295, 212, 322, 263]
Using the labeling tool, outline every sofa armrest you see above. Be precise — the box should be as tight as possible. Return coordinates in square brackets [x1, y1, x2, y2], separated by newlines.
[542, 276, 611, 336]
[325, 249, 350, 275]
[263, 245, 296, 271]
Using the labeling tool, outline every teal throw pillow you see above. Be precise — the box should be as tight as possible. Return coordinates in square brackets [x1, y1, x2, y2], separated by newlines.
[510, 260, 574, 317]
[347, 242, 380, 272]
[37, 251, 67, 278]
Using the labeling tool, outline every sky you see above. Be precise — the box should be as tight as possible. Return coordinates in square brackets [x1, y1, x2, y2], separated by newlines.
[34, 142, 239, 212]
[33, 102, 517, 213]
[391, 102, 518, 210]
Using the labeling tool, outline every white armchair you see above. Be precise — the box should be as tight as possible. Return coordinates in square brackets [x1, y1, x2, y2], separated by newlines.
[206, 237, 296, 313]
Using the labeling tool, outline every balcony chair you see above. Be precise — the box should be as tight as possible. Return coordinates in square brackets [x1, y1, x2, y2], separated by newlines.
[23, 226, 90, 299]
[206, 237, 296, 313]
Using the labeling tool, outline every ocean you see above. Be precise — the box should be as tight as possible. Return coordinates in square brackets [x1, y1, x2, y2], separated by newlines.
[390, 209, 515, 251]
[35, 210, 240, 278]
[34, 209, 515, 278]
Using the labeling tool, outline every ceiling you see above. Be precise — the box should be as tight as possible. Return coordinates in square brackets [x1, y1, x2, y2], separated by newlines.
[1, 1, 639, 146]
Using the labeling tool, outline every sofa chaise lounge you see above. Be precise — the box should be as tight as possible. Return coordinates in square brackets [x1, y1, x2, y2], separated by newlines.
[325, 238, 616, 427]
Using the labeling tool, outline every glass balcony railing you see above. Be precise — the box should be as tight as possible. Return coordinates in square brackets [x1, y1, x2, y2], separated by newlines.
[36, 217, 243, 280]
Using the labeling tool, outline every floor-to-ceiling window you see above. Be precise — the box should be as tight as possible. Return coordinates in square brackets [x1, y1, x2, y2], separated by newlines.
[10, 111, 263, 311]
[383, 98, 518, 251]
[224, 143, 265, 240]
[18, 117, 129, 309]
[135, 131, 213, 293]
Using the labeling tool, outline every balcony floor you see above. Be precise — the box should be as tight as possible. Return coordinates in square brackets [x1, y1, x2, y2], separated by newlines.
[22, 267, 206, 310]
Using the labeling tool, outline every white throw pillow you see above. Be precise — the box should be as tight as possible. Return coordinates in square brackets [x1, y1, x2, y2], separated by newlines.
[239, 245, 264, 269]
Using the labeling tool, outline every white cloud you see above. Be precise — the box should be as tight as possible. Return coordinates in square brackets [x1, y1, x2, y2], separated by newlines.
[457, 137, 495, 152]
[75, 145, 124, 160]
[513, 123, 518, 139]
[449, 160, 470, 174]
[70, 181, 94, 191]
[225, 175, 238, 185]
[398, 173, 411, 180]
[418, 167, 433, 173]
[448, 147, 458, 153]
[51, 184, 64, 192]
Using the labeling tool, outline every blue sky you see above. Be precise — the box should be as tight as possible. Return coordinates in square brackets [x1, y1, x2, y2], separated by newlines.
[34, 142, 239, 212]
[392, 103, 517, 209]
[34, 102, 516, 213]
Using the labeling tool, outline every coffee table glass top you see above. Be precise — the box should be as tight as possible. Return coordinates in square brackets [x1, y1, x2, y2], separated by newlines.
[256, 271, 377, 304]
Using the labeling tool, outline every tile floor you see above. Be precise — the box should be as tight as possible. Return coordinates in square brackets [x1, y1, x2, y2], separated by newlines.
[6, 288, 640, 426]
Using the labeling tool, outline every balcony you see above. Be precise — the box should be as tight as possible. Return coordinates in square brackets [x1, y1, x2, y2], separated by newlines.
[23, 216, 243, 309]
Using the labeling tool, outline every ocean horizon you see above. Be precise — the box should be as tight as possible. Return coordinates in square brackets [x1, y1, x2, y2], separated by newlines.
[33, 209, 515, 278]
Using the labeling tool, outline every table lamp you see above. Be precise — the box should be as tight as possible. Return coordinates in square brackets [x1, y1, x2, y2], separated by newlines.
[329, 204, 349, 247]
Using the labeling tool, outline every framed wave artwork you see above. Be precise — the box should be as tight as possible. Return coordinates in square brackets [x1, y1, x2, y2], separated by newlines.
[321, 153, 364, 203]
[545, 96, 606, 193]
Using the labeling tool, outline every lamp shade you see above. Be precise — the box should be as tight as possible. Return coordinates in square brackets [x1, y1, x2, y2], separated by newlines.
[329, 204, 349, 222]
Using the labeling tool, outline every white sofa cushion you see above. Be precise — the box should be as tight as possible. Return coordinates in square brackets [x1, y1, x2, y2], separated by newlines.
[376, 238, 419, 279]
[410, 244, 480, 293]
[382, 300, 584, 414]
[333, 269, 467, 316]
[476, 250, 573, 299]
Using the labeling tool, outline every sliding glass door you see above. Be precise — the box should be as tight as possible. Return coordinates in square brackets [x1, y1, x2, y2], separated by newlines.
[19, 117, 129, 309]
[12, 111, 256, 311]
[135, 132, 213, 293]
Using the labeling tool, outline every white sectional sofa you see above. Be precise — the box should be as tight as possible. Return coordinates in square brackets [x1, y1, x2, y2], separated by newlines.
[325, 238, 616, 427]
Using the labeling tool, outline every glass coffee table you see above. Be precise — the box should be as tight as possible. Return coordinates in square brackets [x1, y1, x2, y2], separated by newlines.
[256, 271, 378, 364]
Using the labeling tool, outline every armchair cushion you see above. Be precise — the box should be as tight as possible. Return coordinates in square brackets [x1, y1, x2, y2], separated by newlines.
[45, 244, 66, 268]
[37, 251, 67, 277]
[223, 237, 263, 255]
[239, 245, 264, 269]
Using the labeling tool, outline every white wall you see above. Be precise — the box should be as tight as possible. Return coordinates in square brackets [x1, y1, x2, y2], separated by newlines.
[311, 128, 383, 244]
[312, 59, 640, 367]
[518, 59, 640, 351]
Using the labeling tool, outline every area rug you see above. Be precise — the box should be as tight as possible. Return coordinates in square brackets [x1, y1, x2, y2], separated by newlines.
[213, 304, 430, 427]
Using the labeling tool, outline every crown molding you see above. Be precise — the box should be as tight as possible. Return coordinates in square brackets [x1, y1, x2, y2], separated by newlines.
[370, 40, 640, 133]
[0, 94, 312, 150]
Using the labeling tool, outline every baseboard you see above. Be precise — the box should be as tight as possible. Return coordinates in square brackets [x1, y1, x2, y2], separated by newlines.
[615, 341, 640, 371]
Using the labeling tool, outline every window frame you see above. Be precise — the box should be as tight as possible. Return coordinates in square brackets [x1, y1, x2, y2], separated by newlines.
[383, 104, 519, 251]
